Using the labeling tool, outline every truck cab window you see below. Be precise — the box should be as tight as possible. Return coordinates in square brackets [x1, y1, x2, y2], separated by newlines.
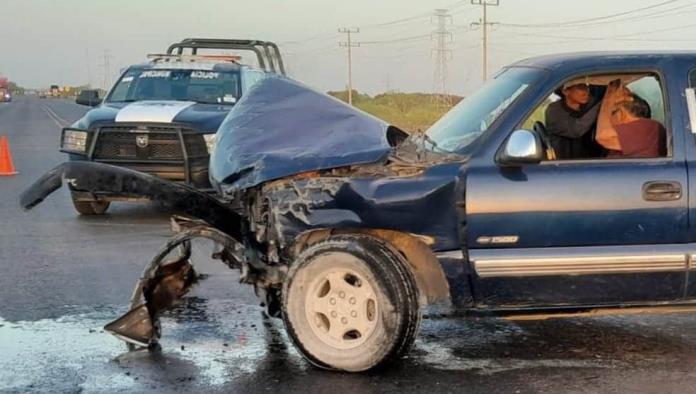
[522, 73, 668, 160]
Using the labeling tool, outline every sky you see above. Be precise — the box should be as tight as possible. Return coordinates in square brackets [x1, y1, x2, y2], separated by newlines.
[1, 0, 695, 96]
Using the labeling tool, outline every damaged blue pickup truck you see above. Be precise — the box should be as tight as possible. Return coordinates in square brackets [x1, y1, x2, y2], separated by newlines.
[21, 51, 696, 372]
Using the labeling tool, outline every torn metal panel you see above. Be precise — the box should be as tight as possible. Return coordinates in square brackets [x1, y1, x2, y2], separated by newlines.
[19, 161, 246, 239]
[257, 162, 466, 253]
[209, 75, 407, 194]
[105, 221, 266, 348]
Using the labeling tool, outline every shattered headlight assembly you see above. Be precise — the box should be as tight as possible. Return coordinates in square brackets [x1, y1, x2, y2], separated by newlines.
[203, 133, 217, 154]
[60, 129, 89, 154]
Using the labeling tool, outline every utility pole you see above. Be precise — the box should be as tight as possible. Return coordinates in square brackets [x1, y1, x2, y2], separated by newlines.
[431, 9, 452, 108]
[338, 27, 360, 105]
[470, 0, 499, 81]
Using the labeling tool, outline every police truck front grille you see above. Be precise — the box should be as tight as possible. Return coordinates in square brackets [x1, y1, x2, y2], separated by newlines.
[93, 132, 181, 159]
[91, 126, 207, 161]
[88, 124, 211, 187]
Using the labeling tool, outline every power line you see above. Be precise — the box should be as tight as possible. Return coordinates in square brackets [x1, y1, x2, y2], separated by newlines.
[494, 20, 696, 42]
[281, 1, 468, 46]
[338, 28, 360, 105]
[364, 11, 432, 28]
[361, 1, 467, 28]
[547, 2, 696, 28]
[499, 0, 680, 28]
[361, 33, 432, 45]
[499, 2, 696, 30]
[280, 32, 338, 46]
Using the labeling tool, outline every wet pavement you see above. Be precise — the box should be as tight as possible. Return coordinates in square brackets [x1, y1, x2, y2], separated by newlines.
[3, 97, 696, 393]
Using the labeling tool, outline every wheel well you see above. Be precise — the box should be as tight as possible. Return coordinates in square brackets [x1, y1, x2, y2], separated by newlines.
[291, 228, 450, 306]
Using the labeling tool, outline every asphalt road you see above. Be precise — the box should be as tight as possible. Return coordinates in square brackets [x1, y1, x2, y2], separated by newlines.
[4, 96, 696, 393]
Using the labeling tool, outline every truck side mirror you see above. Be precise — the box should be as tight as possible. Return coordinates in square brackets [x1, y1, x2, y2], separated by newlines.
[497, 129, 544, 166]
[76, 90, 101, 107]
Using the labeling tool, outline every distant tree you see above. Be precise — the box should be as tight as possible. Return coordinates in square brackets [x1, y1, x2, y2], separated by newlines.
[8, 81, 24, 95]
[327, 89, 370, 104]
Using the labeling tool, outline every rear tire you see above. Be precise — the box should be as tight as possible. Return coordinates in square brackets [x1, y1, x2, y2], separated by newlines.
[71, 194, 110, 215]
[282, 234, 420, 372]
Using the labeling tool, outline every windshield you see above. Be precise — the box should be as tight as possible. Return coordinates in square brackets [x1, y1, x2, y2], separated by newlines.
[426, 67, 545, 152]
[107, 68, 241, 105]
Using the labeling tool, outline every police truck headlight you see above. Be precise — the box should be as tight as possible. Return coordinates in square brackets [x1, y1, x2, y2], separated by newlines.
[203, 133, 217, 154]
[61, 129, 89, 153]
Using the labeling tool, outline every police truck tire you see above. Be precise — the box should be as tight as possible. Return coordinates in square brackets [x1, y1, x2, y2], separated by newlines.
[282, 234, 420, 372]
[71, 195, 110, 215]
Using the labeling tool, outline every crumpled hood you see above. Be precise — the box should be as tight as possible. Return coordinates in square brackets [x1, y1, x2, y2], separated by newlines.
[72, 101, 232, 132]
[210, 75, 403, 194]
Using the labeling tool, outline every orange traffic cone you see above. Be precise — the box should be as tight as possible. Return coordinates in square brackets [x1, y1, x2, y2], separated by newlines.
[0, 135, 18, 176]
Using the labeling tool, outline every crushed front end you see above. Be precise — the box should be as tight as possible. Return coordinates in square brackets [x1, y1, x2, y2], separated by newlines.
[23, 75, 467, 354]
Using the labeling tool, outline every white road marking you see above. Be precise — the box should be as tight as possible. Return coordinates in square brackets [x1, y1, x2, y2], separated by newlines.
[41, 104, 69, 128]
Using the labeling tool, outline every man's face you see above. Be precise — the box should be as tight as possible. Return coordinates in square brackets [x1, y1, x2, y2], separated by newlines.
[564, 84, 591, 105]
[610, 104, 631, 126]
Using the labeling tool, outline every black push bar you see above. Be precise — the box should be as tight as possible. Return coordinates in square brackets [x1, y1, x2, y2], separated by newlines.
[166, 38, 286, 75]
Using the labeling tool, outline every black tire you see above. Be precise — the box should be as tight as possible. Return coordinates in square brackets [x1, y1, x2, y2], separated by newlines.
[71, 194, 110, 215]
[282, 234, 420, 372]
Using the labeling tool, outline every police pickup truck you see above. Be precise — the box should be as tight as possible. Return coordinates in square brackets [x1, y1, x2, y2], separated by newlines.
[63, 38, 285, 214]
[24, 51, 696, 372]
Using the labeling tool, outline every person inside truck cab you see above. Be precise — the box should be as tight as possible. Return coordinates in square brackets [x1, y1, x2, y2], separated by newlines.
[595, 82, 666, 158]
[544, 82, 605, 159]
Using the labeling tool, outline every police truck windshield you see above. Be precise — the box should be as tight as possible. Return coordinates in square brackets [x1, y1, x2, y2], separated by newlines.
[106, 69, 241, 105]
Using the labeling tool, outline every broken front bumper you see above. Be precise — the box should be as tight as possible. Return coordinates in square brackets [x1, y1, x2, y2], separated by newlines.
[19, 161, 273, 348]
[20, 161, 243, 237]
[105, 217, 247, 348]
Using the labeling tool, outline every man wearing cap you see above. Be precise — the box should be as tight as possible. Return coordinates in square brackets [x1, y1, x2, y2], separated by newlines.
[544, 82, 604, 159]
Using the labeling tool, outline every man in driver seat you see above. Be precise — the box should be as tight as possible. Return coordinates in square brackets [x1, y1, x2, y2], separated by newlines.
[544, 82, 604, 159]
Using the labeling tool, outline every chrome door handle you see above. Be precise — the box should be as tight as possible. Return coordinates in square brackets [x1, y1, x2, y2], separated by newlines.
[642, 181, 682, 201]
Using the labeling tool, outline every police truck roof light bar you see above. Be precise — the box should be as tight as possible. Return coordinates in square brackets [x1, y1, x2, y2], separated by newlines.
[146, 54, 242, 64]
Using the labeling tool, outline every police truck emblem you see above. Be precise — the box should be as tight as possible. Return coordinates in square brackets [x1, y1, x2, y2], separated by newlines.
[136, 135, 149, 148]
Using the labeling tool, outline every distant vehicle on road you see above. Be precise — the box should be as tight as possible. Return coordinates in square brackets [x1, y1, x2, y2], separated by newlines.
[75, 89, 101, 106]
[61, 38, 286, 214]
[0, 77, 11, 102]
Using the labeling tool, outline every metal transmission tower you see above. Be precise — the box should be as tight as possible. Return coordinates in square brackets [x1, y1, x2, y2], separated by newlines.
[99, 49, 112, 90]
[431, 9, 453, 108]
[470, 0, 499, 81]
[338, 27, 360, 105]
[85, 48, 93, 88]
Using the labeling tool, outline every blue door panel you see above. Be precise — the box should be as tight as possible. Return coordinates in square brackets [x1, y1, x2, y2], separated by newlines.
[466, 160, 687, 249]
[465, 159, 687, 305]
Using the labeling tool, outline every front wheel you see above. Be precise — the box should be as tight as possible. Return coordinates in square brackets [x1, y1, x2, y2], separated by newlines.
[71, 193, 110, 215]
[282, 234, 420, 372]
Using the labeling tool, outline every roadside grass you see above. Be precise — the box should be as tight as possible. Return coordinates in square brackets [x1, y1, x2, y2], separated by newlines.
[328, 90, 463, 133]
